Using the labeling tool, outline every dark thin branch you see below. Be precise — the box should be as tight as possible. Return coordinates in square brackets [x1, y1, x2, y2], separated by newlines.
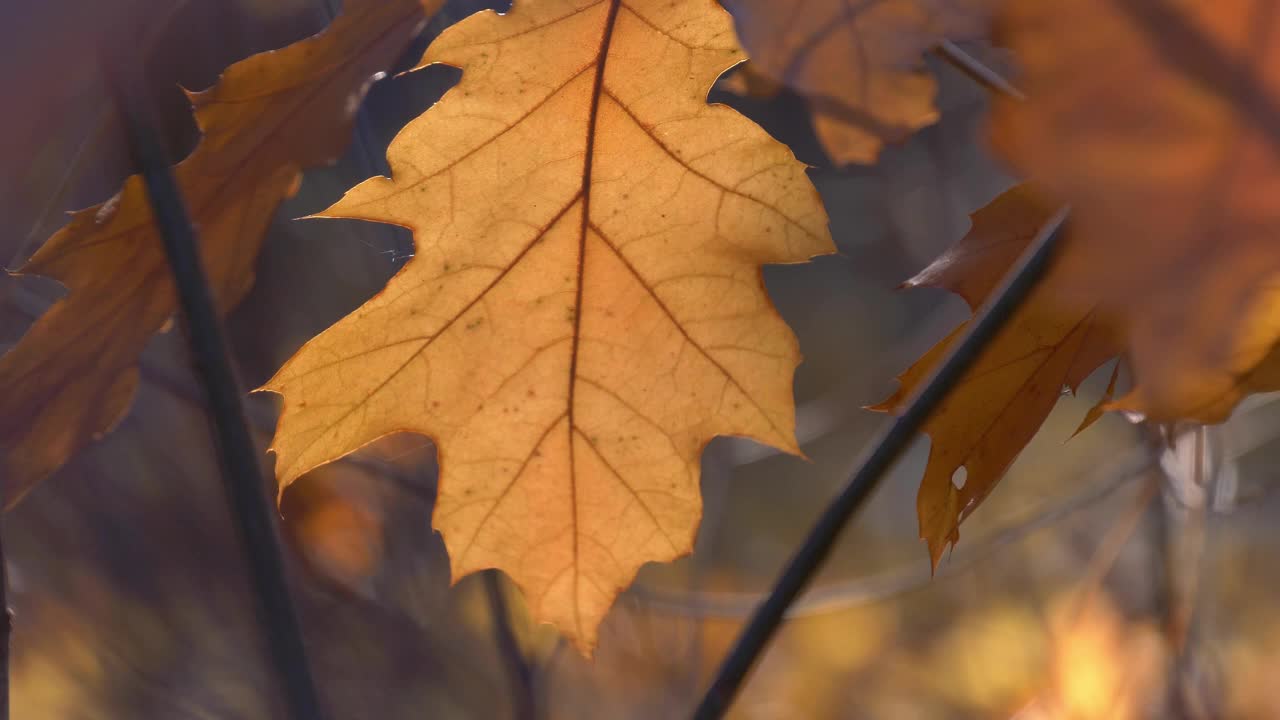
[104, 60, 326, 720]
[933, 40, 1026, 101]
[134, 354, 438, 504]
[483, 570, 537, 720]
[691, 209, 1068, 720]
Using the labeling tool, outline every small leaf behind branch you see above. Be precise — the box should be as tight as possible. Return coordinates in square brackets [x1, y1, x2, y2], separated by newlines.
[874, 186, 1121, 566]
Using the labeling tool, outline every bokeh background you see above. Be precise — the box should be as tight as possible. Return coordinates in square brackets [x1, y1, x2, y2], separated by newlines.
[3, 0, 1279, 717]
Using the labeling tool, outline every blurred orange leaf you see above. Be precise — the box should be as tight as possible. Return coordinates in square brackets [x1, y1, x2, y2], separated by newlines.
[286, 465, 385, 589]
[0, 0, 434, 505]
[991, 0, 1280, 422]
[264, 0, 833, 652]
[724, 0, 993, 163]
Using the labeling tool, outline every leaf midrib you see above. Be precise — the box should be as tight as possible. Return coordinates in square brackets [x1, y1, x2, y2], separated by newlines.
[564, 0, 624, 643]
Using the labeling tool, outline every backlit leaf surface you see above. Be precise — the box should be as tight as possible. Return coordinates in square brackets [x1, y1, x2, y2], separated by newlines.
[264, 0, 834, 651]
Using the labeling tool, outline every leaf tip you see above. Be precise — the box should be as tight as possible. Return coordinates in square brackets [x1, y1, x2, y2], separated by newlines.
[865, 384, 905, 414]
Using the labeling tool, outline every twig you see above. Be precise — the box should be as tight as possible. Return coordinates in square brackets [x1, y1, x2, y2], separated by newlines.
[635, 441, 1151, 619]
[1068, 469, 1161, 624]
[7, 111, 108, 270]
[104, 59, 326, 720]
[691, 209, 1068, 719]
[933, 40, 1026, 101]
[483, 570, 537, 720]
[1159, 425, 1217, 718]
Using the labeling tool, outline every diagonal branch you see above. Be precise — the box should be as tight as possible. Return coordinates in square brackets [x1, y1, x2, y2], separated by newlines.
[691, 207, 1068, 720]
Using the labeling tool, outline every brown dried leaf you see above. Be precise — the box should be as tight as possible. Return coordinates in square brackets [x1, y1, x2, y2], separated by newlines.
[0, 0, 433, 505]
[874, 186, 1121, 566]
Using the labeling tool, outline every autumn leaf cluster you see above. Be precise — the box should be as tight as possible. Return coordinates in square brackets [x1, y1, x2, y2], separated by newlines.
[4, 0, 1279, 652]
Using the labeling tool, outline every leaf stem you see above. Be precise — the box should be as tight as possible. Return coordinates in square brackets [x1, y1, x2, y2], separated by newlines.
[104, 59, 327, 720]
[690, 208, 1069, 720]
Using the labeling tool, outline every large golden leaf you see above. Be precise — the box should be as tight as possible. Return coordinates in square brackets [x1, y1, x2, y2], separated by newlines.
[991, 0, 1280, 421]
[265, 0, 833, 651]
[723, 0, 992, 163]
[0, 0, 434, 506]
[874, 186, 1121, 566]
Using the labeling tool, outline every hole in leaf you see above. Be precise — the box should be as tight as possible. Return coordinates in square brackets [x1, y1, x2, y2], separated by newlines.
[951, 466, 967, 491]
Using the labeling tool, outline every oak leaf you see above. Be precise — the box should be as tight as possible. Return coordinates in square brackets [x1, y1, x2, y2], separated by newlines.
[0, 0, 434, 505]
[723, 0, 993, 164]
[874, 186, 1121, 566]
[264, 0, 834, 651]
[991, 0, 1280, 422]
